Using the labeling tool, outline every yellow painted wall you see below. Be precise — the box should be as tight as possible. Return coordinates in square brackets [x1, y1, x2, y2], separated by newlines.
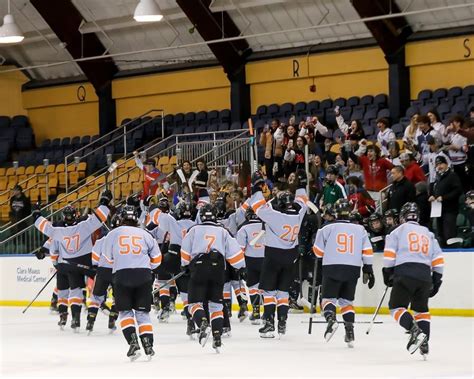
[406, 35, 474, 98]
[0, 67, 28, 117]
[246, 47, 389, 113]
[113, 66, 230, 123]
[22, 83, 99, 143]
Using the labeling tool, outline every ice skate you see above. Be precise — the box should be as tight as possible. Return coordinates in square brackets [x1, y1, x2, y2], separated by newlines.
[140, 336, 155, 361]
[198, 319, 211, 347]
[108, 317, 117, 333]
[419, 340, 429, 360]
[237, 303, 248, 322]
[249, 306, 261, 325]
[289, 298, 304, 313]
[58, 313, 67, 330]
[259, 319, 275, 339]
[407, 323, 427, 354]
[277, 318, 286, 338]
[71, 315, 80, 333]
[212, 331, 222, 354]
[222, 326, 232, 338]
[169, 300, 176, 314]
[344, 322, 354, 348]
[186, 318, 198, 339]
[158, 307, 170, 323]
[324, 313, 339, 342]
[49, 296, 58, 313]
[85, 314, 95, 335]
[127, 333, 141, 362]
[152, 295, 160, 313]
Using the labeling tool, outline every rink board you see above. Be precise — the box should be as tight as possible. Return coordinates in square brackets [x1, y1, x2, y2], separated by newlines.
[0, 251, 472, 316]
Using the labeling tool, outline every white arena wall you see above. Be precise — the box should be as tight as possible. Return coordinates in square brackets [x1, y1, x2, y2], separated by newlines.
[0, 251, 472, 316]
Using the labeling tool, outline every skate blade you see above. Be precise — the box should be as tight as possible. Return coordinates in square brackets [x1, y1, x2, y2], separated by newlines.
[324, 322, 339, 342]
[59, 325, 65, 331]
[158, 318, 169, 324]
[346, 341, 354, 348]
[278, 333, 285, 339]
[422, 354, 428, 361]
[214, 347, 221, 354]
[222, 332, 232, 338]
[199, 327, 211, 347]
[108, 327, 116, 334]
[260, 332, 275, 339]
[408, 333, 427, 354]
[129, 351, 141, 362]
[251, 319, 261, 325]
[238, 313, 248, 323]
[87, 330, 92, 336]
[73, 328, 80, 334]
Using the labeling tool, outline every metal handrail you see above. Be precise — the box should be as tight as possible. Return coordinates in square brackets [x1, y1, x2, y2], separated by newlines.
[64, 109, 164, 193]
[0, 173, 40, 207]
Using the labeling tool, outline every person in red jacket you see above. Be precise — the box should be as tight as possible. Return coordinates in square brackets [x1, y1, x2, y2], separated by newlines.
[400, 152, 426, 185]
[346, 176, 376, 217]
[133, 152, 169, 199]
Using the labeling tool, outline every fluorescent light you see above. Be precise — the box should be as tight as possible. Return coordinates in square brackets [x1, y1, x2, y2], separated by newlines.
[134, 0, 163, 22]
[0, 14, 24, 44]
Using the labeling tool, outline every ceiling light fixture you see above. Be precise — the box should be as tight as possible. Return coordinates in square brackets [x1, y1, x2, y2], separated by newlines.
[133, 0, 163, 22]
[0, 0, 24, 44]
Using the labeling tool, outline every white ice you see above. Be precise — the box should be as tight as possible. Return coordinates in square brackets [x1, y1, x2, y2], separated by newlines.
[0, 307, 472, 378]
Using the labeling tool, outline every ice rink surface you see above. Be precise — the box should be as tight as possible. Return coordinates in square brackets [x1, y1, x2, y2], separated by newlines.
[0, 307, 472, 378]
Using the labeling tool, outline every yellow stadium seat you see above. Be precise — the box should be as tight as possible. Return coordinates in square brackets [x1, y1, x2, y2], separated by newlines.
[396, 139, 404, 150]
[0, 177, 7, 191]
[121, 183, 132, 197]
[87, 191, 99, 201]
[69, 172, 79, 185]
[46, 164, 56, 174]
[161, 164, 172, 174]
[56, 164, 65, 173]
[77, 162, 87, 179]
[66, 193, 77, 202]
[30, 188, 40, 202]
[113, 185, 121, 199]
[117, 173, 128, 184]
[6, 167, 15, 176]
[34, 166, 45, 174]
[67, 164, 75, 173]
[48, 174, 58, 196]
[17, 175, 27, 183]
[25, 166, 35, 175]
[40, 188, 49, 202]
[157, 156, 169, 168]
[168, 156, 177, 166]
[132, 182, 142, 195]
[8, 177, 18, 188]
[16, 167, 25, 175]
[125, 159, 136, 169]
[129, 171, 140, 183]
[0, 204, 10, 221]
[0, 168, 5, 176]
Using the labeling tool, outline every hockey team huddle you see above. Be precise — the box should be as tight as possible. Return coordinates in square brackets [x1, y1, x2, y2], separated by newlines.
[31, 168, 444, 361]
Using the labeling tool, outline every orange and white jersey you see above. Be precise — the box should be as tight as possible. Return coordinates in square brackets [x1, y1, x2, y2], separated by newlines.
[236, 220, 265, 258]
[180, 221, 245, 269]
[91, 236, 112, 269]
[383, 221, 444, 276]
[313, 220, 373, 267]
[102, 225, 162, 273]
[34, 205, 109, 262]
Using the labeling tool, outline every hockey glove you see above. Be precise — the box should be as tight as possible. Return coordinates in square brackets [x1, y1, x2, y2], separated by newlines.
[126, 194, 140, 208]
[237, 267, 247, 282]
[382, 267, 394, 287]
[296, 169, 308, 189]
[31, 202, 42, 221]
[99, 190, 113, 207]
[429, 272, 443, 298]
[180, 265, 190, 275]
[315, 258, 323, 286]
[362, 264, 375, 289]
[34, 247, 48, 260]
[143, 195, 155, 207]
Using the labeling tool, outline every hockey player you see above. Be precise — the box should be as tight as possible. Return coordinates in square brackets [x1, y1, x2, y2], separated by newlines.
[181, 203, 245, 352]
[383, 209, 399, 233]
[32, 193, 112, 330]
[367, 212, 386, 252]
[86, 214, 122, 334]
[236, 208, 264, 324]
[102, 206, 162, 361]
[383, 202, 444, 356]
[313, 199, 374, 347]
[248, 170, 308, 338]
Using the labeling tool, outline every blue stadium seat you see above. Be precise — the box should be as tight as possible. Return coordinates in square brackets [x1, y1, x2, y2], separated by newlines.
[81, 135, 91, 146]
[61, 137, 71, 146]
[455, 96, 469, 108]
[392, 123, 404, 138]
[279, 102, 294, 118]
[144, 123, 156, 141]
[333, 98, 346, 108]
[196, 111, 208, 126]
[15, 128, 34, 150]
[294, 102, 307, 115]
[164, 114, 174, 129]
[184, 112, 196, 126]
[324, 108, 337, 127]
[307, 100, 320, 113]
[432, 88, 447, 101]
[437, 103, 451, 119]
[256, 105, 267, 120]
[51, 138, 61, 148]
[0, 141, 10, 162]
[70, 136, 81, 148]
[230, 121, 241, 130]
[351, 105, 365, 121]
[267, 104, 279, 118]
[425, 98, 439, 108]
[399, 117, 410, 126]
[11, 115, 29, 128]
[0, 128, 16, 145]
[417, 89, 432, 101]
[333, 129, 345, 140]
[0, 116, 10, 128]
[364, 107, 378, 121]
[340, 106, 352, 120]
[208, 110, 219, 124]
[360, 95, 374, 106]
[174, 113, 185, 127]
[406, 105, 419, 118]
[374, 94, 388, 107]
[447, 86, 462, 99]
[363, 125, 375, 136]
[410, 100, 424, 107]
[320, 99, 333, 111]
[219, 109, 231, 123]
[451, 103, 467, 116]
[463, 85, 474, 98]
[420, 105, 432, 115]
[91, 135, 100, 143]
[347, 96, 360, 107]
[195, 125, 207, 140]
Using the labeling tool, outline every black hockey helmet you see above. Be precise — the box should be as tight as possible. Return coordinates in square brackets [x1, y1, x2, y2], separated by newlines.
[323, 203, 336, 218]
[62, 205, 77, 224]
[245, 207, 259, 221]
[110, 212, 122, 229]
[368, 212, 384, 232]
[383, 208, 399, 226]
[121, 205, 139, 224]
[175, 200, 196, 220]
[277, 191, 295, 211]
[334, 198, 351, 220]
[157, 196, 170, 213]
[200, 203, 217, 222]
[399, 202, 419, 223]
[349, 210, 363, 224]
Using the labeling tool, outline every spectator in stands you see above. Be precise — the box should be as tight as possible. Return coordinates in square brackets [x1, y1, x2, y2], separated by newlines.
[343, 156, 364, 184]
[403, 113, 420, 149]
[346, 176, 375, 217]
[376, 118, 396, 156]
[334, 108, 365, 140]
[444, 115, 470, 191]
[9, 185, 31, 234]
[334, 154, 346, 177]
[309, 155, 325, 199]
[415, 181, 430, 228]
[342, 143, 393, 203]
[387, 140, 401, 166]
[430, 155, 463, 247]
[259, 119, 283, 182]
[194, 158, 209, 190]
[237, 160, 251, 196]
[416, 115, 441, 171]
[133, 152, 168, 199]
[386, 166, 416, 211]
[456, 117, 474, 143]
[283, 135, 306, 177]
[423, 134, 451, 191]
[318, 165, 346, 207]
[427, 109, 446, 136]
[399, 152, 426, 184]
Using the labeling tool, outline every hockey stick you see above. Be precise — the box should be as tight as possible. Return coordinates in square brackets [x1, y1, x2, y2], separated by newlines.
[22, 271, 57, 314]
[249, 229, 265, 247]
[302, 320, 383, 325]
[151, 270, 187, 296]
[296, 255, 312, 309]
[188, 170, 199, 193]
[308, 257, 320, 334]
[248, 118, 258, 174]
[366, 285, 389, 335]
[105, 162, 118, 192]
[63, 260, 97, 277]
